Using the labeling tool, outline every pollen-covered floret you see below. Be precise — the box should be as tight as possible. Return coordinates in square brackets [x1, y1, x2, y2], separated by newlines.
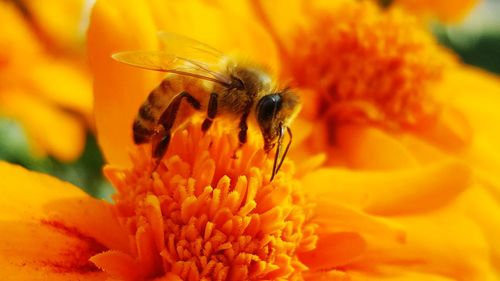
[94, 119, 317, 281]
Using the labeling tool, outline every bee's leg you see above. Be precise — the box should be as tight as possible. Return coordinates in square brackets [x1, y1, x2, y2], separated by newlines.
[238, 107, 252, 146]
[201, 92, 218, 132]
[232, 105, 252, 159]
[154, 91, 201, 160]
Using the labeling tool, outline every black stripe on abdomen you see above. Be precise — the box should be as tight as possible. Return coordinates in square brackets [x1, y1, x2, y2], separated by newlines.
[132, 120, 154, 144]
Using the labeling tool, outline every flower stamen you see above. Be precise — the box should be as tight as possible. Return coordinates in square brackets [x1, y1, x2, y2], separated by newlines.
[288, 1, 454, 130]
[95, 118, 317, 281]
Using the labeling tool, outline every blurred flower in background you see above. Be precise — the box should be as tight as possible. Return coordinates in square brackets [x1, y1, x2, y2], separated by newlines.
[0, 0, 91, 161]
[0, 0, 499, 280]
[256, 0, 500, 278]
[0, 0, 109, 197]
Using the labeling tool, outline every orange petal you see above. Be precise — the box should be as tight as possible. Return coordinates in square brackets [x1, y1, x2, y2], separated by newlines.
[460, 185, 500, 274]
[411, 105, 472, 151]
[90, 250, 143, 281]
[0, 89, 85, 161]
[347, 269, 457, 281]
[466, 139, 500, 187]
[303, 269, 351, 281]
[251, 0, 347, 64]
[313, 202, 405, 244]
[88, 0, 160, 166]
[21, 0, 86, 52]
[355, 200, 496, 280]
[302, 160, 471, 215]
[0, 161, 128, 279]
[304, 267, 459, 281]
[0, 1, 41, 72]
[248, 0, 306, 58]
[336, 125, 419, 170]
[299, 232, 365, 272]
[442, 67, 500, 176]
[399, 133, 445, 164]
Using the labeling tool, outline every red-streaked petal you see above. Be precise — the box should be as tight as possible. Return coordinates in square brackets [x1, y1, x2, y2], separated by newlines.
[0, 162, 128, 279]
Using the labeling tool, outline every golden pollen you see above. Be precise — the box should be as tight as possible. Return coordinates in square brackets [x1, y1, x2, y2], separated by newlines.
[100, 118, 317, 281]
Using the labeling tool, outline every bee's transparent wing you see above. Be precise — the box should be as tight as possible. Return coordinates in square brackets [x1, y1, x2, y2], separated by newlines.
[156, 31, 224, 63]
[112, 32, 233, 85]
[112, 50, 231, 85]
[112, 50, 174, 71]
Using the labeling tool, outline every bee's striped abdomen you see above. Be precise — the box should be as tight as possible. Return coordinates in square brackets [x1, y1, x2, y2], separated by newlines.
[132, 120, 153, 144]
[132, 76, 206, 144]
[133, 78, 179, 144]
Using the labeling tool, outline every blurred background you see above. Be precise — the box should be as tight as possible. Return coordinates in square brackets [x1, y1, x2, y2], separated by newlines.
[0, 0, 499, 200]
[433, 0, 500, 74]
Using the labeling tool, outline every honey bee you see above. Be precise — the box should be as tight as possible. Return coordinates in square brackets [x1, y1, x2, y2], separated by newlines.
[112, 32, 300, 181]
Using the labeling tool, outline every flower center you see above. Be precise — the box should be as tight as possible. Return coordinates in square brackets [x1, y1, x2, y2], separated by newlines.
[287, 1, 452, 132]
[101, 118, 317, 281]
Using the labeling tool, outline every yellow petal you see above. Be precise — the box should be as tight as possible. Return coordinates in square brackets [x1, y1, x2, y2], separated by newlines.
[399, 133, 445, 164]
[0, 90, 86, 161]
[251, 0, 347, 61]
[356, 199, 497, 280]
[149, 0, 279, 69]
[22, 0, 87, 52]
[442, 67, 500, 176]
[248, 0, 306, 57]
[459, 185, 500, 274]
[0, 161, 128, 279]
[313, 202, 405, 244]
[26, 59, 93, 117]
[303, 160, 471, 215]
[336, 125, 419, 169]
[0, 1, 41, 73]
[88, 0, 160, 166]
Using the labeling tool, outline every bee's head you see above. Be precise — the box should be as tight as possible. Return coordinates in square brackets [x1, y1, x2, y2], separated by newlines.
[256, 90, 300, 152]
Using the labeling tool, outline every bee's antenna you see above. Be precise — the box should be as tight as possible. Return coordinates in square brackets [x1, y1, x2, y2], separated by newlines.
[276, 127, 292, 173]
[270, 125, 286, 182]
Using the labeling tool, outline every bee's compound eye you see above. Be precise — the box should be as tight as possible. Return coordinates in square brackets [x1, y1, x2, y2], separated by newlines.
[257, 94, 282, 123]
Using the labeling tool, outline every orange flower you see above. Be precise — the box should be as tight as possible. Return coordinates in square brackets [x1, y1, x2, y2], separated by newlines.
[0, 119, 400, 280]
[282, 0, 457, 165]
[0, 0, 91, 161]
[85, 0, 500, 279]
[0, 146, 493, 280]
[1, 0, 499, 280]
[273, 0, 497, 178]
[95, 120, 323, 280]
[269, 0, 478, 171]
